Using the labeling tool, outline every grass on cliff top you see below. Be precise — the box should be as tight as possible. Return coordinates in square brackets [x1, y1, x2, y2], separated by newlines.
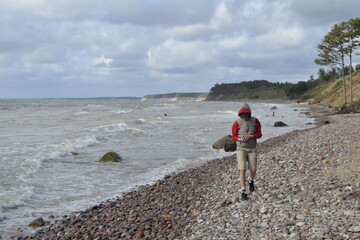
[304, 77, 343, 104]
[304, 70, 360, 107]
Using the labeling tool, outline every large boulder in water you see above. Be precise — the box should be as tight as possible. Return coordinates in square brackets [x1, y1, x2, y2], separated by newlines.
[274, 121, 287, 127]
[212, 135, 237, 152]
[99, 152, 123, 162]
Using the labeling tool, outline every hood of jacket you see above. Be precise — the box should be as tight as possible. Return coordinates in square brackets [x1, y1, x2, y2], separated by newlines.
[238, 102, 251, 116]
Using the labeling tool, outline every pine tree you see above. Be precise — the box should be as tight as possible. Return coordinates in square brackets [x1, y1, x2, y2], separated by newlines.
[344, 18, 360, 103]
[315, 23, 348, 104]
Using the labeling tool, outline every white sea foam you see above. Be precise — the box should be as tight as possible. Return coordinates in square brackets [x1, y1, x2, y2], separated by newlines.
[16, 135, 100, 182]
[0, 183, 34, 209]
[217, 110, 238, 115]
[48, 135, 100, 160]
[111, 109, 133, 114]
[134, 118, 146, 124]
[147, 103, 177, 111]
[75, 111, 89, 115]
[20, 157, 43, 174]
[91, 122, 130, 132]
[86, 104, 106, 108]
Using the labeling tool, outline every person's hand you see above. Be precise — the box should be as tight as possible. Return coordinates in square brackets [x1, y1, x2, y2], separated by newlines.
[242, 135, 253, 141]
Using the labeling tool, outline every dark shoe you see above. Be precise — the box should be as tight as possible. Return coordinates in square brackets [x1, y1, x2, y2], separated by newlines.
[241, 192, 248, 201]
[249, 180, 255, 192]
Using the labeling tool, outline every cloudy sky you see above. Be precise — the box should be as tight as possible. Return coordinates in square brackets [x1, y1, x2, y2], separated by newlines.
[1, 0, 359, 98]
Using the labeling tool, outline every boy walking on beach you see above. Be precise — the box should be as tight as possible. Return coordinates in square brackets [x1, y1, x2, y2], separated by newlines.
[232, 103, 262, 200]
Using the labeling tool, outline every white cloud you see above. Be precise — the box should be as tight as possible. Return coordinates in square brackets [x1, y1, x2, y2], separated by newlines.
[22, 45, 64, 64]
[118, 38, 137, 53]
[147, 38, 212, 72]
[92, 55, 113, 67]
[242, 0, 266, 19]
[211, 2, 232, 28]
[0, 0, 103, 20]
[102, 0, 214, 26]
[160, 1, 234, 39]
[289, 0, 360, 26]
[218, 36, 248, 50]
[161, 24, 211, 39]
[44, 63, 64, 73]
[256, 27, 306, 50]
[0, 54, 9, 66]
[0, 0, 45, 12]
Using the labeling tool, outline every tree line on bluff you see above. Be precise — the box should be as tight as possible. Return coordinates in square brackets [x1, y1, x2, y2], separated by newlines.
[207, 18, 360, 103]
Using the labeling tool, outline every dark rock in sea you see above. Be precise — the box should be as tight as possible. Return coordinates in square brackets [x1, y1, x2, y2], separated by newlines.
[270, 106, 277, 110]
[99, 152, 123, 162]
[274, 121, 287, 127]
[71, 152, 79, 156]
[28, 218, 45, 227]
[212, 135, 237, 152]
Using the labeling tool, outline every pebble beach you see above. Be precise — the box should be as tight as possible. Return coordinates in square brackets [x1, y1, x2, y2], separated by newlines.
[14, 108, 360, 240]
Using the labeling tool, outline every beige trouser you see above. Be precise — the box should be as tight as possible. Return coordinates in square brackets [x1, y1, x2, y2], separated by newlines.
[236, 148, 257, 171]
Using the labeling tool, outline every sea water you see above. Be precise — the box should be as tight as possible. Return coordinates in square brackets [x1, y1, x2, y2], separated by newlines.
[0, 99, 314, 238]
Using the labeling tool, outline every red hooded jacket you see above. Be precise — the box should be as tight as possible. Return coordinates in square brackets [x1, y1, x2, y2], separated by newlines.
[232, 104, 262, 141]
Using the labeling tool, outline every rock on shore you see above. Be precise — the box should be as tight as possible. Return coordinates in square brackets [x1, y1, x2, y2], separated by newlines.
[274, 121, 287, 127]
[212, 135, 237, 152]
[17, 113, 360, 240]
